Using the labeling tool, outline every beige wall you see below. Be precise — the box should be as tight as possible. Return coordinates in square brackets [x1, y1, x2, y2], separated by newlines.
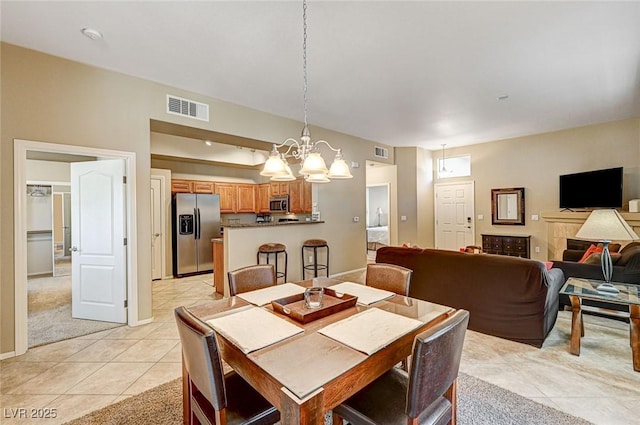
[1, 43, 390, 355]
[430, 119, 640, 260]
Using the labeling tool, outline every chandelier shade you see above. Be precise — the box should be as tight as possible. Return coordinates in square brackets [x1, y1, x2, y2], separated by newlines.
[260, 0, 352, 183]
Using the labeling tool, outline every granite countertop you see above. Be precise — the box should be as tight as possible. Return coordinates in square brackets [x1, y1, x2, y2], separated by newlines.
[223, 221, 324, 228]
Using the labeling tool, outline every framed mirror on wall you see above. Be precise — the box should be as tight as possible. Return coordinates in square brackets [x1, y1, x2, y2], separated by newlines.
[491, 187, 525, 225]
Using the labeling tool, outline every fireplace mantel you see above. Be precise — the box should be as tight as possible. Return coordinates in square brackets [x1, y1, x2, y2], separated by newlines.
[541, 211, 640, 260]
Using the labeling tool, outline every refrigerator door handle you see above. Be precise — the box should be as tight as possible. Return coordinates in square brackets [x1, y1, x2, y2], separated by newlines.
[195, 207, 201, 240]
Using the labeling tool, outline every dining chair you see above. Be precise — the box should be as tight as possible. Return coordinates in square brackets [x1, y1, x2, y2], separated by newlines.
[365, 263, 413, 296]
[227, 264, 276, 296]
[332, 309, 470, 425]
[174, 306, 280, 425]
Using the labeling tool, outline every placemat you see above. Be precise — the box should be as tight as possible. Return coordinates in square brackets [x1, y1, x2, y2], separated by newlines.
[318, 307, 423, 355]
[207, 307, 303, 353]
[236, 282, 306, 306]
[328, 281, 395, 305]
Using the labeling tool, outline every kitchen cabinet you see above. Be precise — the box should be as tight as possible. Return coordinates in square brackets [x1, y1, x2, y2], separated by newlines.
[289, 178, 313, 213]
[171, 179, 193, 193]
[236, 184, 256, 213]
[270, 182, 290, 196]
[214, 183, 237, 213]
[193, 181, 214, 194]
[257, 183, 271, 213]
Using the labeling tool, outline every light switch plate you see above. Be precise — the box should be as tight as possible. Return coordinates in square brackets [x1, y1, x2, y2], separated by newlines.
[531, 214, 539, 221]
[477, 214, 484, 220]
[401, 215, 407, 221]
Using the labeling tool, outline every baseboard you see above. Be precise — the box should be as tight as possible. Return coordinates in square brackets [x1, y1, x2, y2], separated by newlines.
[130, 317, 154, 327]
[0, 350, 17, 360]
[329, 267, 366, 278]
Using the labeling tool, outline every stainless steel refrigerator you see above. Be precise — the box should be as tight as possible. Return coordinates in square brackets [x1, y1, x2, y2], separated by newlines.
[172, 193, 221, 277]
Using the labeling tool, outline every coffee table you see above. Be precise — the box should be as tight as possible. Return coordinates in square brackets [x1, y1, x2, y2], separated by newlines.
[560, 277, 640, 371]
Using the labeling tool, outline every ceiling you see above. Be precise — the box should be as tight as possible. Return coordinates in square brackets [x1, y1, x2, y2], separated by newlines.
[2, 1, 640, 150]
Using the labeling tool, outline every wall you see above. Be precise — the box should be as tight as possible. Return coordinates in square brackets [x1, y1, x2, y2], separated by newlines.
[1, 43, 391, 355]
[430, 118, 640, 260]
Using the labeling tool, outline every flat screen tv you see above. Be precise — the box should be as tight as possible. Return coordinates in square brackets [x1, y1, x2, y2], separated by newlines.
[559, 167, 623, 210]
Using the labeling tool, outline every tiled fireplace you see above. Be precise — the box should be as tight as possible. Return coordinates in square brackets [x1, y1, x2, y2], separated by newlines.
[541, 211, 640, 260]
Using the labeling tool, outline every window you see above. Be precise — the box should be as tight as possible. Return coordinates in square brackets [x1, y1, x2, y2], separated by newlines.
[437, 154, 471, 179]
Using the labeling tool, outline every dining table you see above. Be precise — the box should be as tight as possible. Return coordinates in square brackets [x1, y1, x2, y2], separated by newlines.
[183, 277, 456, 425]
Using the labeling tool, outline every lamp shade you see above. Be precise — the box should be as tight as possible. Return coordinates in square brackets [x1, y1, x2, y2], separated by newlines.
[575, 209, 639, 241]
[327, 158, 353, 179]
[270, 163, 296, 181]
[299, 153, 329, 175]
[260, 152, 287, 176]
[305, 173, 330, 184]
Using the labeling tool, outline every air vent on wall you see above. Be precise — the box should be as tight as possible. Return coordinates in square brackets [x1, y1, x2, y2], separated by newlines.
[166, 95, 209, 122]
[374, 146, 388, 159]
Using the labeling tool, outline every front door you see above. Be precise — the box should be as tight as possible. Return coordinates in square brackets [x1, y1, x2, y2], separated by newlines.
[435, 182, 475, 251]
[71, 159, 127, 323]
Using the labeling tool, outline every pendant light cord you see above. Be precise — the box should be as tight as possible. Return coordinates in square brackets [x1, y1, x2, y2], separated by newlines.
[302, 0, 308, 129]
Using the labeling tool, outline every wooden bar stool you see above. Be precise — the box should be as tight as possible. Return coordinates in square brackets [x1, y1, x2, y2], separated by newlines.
[301, 239, 329, 279]
[257, 243, 287, 283]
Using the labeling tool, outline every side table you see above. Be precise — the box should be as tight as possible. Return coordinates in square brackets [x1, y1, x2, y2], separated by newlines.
[560, 277, 640, 372]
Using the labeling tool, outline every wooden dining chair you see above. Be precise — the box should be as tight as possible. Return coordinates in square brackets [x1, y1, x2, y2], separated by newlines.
[332, 310, 470, 425]
[174, 306, 280, 425]
[227, 264, 276, 296]
[365, 263, 413, 296]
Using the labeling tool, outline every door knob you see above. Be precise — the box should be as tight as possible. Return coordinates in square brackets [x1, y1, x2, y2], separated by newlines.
[71, 246, 79, 252]
[154, 233, 161, 237]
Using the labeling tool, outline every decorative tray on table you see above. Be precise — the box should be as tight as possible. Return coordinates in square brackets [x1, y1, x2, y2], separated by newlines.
[271, 288, 358, 324]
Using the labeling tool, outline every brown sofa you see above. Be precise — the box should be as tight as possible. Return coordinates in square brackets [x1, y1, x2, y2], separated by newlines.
[375, 246, 565, 347]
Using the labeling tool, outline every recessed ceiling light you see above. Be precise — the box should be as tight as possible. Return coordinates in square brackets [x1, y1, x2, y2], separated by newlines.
[81, 28, 103, 41]
[204, 140, 213, 146]
[497, 95, 509, 101]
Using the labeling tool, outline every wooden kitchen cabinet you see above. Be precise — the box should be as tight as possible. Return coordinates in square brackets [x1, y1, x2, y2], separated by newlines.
[214, 183, 237, 213]
[236, 184, 257, 213]
[257, 183, 271, 213]
[289, 178, 313, 213]
[270, 182, 290, 196]
[193, 181, 214, 194]
[171, 179, 193, 193]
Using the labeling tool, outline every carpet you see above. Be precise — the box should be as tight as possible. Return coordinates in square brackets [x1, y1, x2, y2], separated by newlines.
[28, 275, 123, 348]
[63, 373, 593, 425]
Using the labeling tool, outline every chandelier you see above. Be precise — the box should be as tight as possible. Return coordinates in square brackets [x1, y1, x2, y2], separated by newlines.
[260, 0, 352, 183]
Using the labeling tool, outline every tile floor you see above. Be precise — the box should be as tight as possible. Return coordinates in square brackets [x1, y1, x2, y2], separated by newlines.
[1, 271, 639, 424]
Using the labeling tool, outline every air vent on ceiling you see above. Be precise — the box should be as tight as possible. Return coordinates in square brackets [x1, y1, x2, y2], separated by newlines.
[166, 95, 209, 122]
[374, 146, 388, 159]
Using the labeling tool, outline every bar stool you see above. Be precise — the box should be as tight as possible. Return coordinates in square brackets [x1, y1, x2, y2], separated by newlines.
[257, 243, 287, 283]
[301, 239, 329, 279]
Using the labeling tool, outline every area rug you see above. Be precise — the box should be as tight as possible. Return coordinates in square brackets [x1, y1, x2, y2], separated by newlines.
[63, 373, 593, 425]
[28, 276, 123, 348]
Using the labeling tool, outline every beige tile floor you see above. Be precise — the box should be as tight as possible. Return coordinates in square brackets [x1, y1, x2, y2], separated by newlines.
[1, 270, 639, 424]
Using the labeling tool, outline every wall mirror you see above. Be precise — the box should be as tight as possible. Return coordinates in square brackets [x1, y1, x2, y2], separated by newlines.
[491, 187, 525, 225]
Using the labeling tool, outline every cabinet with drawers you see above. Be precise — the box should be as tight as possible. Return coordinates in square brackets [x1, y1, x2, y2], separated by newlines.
[481, 234, 531, 258]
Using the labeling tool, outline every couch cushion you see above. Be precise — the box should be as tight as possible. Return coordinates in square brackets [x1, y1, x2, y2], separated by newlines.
[583, 252, 622, 265]
[578, 244, 602, 263]
[617, 245, 640, 266]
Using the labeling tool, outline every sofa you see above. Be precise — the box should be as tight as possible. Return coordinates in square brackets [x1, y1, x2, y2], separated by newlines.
[552, 241, 640, 312]
[375, 246, 565, 347]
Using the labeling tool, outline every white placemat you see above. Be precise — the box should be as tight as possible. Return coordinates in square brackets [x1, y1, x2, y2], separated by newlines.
[328, 281, 395, 305]
[318, 308, 423, 355]
[207, 307, 303, 353]
[236, 282, 306, 306]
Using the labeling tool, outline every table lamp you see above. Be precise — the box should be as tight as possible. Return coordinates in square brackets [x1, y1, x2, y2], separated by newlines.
[575, 209, 639, 293]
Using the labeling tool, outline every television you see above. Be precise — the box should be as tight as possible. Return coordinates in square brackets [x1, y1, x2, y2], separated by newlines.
[559, 167, 623, 210]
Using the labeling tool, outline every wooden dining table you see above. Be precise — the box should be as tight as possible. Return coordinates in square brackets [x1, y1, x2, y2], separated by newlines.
[184, 277, 455, 425]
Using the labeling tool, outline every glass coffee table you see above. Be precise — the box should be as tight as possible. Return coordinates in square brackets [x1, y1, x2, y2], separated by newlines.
[560, 277, 640, 371]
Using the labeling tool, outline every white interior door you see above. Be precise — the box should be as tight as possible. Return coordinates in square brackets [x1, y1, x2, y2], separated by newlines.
[71, 159, 126, 323]
[435, 182, 475, 251]
[151, 177, 163, 280]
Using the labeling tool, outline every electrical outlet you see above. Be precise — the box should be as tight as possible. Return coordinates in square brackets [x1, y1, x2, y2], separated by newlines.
[401, 215, 407, 221]
[308, 255, 313, 263]
[353, 216, 359, 222]
[535, 246, 541, 253]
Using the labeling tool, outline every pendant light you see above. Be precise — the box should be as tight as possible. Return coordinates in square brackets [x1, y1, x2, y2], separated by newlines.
[260, 0, 353, 182]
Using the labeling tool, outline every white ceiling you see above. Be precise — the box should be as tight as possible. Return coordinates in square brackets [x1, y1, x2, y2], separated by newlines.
[2, 1, 639, 150]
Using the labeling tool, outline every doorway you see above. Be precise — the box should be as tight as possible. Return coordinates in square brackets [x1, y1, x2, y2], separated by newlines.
[14, 139, 139, 356]
[52, 189, 71, 277]
[434, 181, 475, 251]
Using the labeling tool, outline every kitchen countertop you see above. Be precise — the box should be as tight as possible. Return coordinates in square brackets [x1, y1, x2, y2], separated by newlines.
[223, 220, 324, 228]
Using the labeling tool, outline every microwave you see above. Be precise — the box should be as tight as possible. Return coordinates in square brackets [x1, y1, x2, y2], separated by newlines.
[269, 195, 290, 212]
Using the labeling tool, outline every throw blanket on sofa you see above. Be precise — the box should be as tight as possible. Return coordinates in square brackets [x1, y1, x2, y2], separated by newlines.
[376, 247, 565, 347]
